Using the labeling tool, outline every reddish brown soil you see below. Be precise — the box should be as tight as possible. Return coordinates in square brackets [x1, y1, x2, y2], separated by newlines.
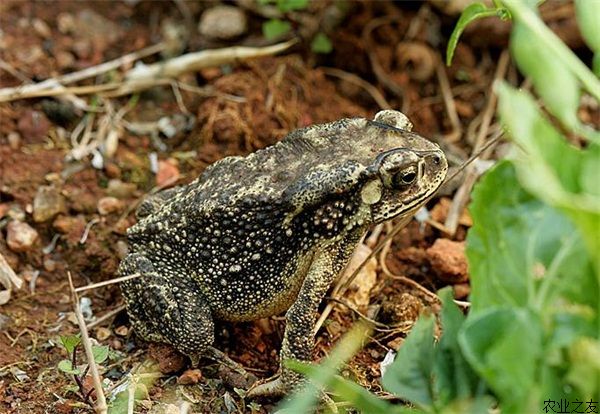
[0, 1, 585, 413]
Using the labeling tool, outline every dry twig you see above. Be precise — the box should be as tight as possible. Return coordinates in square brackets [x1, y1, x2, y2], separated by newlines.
[67, 271, 107, 414]
[322, 67, 391, 109]
[444, 50, 510, 235]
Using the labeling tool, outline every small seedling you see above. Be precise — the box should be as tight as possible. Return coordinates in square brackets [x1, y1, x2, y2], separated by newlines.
[57, 334, 109, 408]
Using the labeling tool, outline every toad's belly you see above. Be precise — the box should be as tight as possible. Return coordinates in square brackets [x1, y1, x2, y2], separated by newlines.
[204, 251, 314, 322]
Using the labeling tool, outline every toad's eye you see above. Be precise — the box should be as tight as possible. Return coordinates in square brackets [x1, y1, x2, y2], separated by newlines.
[392, 169, 417, 188]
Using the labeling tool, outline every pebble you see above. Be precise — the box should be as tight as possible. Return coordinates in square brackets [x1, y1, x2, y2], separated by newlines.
[97, 196, 124, 215]
[115, 325, 129, 336]
[33, 186, 66, 223]
[43, 257, 57, 272]
[6, 204, 26, 221]
[96, 327, 111, 341]
[54, 51, 76, 70]
[198, 5, 247, 40]
[17, 110, 51, 142]
[106, 179, 136, 199]
[156, 159, 180, 187]
[115, 240, 129, 260]
[32, 18, 52, 38]
[104, 163, 121, 179]
[177, 369, 202, 385]
[53, 215, 83, 234]
[7, 132, 20, 150]
[426, 239, 469, 283]
[6, 221, 39, 252]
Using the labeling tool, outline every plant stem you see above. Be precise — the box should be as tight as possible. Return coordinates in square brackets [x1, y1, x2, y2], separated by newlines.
[502, 1, 600, 102]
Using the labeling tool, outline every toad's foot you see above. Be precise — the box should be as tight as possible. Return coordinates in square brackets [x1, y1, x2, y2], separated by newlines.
[246, 376, 285, 399]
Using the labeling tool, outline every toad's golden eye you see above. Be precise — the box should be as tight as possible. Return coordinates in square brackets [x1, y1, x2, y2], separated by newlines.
[392, 169, 417, 188]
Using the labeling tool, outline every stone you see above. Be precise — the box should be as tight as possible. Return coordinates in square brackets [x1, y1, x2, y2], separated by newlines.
[97, 197, 124, 215]
[6, 221, 39, 252]
[198, 5, 247, 40]
[426, 239, 468, 283]
[33, 186, 66, 222]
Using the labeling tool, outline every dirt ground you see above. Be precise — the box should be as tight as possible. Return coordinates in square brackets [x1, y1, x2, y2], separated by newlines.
[0, 1, 586, 413]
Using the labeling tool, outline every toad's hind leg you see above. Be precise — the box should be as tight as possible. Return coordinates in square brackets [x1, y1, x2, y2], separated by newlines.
[119, 252, 214, 362]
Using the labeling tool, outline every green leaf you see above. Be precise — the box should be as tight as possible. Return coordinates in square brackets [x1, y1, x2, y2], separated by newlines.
[381, 315, 435, 410]
[311, 32, 332, 54]
[459, 307, 543, 413]
[510, 21, 581, 130]
[276, 0, 309, 12]
[467, 161, 588, 311]
[92, 345, 109, 364]
[496, 83, 600, 273]
[58, 359, 81, 375]
[565, 338, 600, 398]
[446, 3, 499, 66]
[60, 335, 81, 354]
[434, 288, 484, 406]
[262, 19, 292, 40]
[575, 0, 600, 53]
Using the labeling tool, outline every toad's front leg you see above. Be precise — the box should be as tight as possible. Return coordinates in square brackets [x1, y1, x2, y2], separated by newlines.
[247, 231, 362, 398]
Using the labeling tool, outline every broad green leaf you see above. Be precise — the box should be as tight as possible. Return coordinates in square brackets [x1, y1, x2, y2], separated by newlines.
[434, 288, 484, 406]
[262, 19, 291, 40]
[58, 359, 81, 375]
[381, 315, 435, 410]
[446, 3, 499, 66]
[575, 0, 600, 53]
[60, 335, 81, 354]
[511, 21, 580, 130]
[92, 345, 109, 364]
[496, 83, 600, 272]
[311, 32, 332, 54]
[459, 307, 543, 413]
[467, 161, 586, 311]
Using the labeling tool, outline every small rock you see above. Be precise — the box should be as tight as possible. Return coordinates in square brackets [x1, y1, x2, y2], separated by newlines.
[54, 51, 76, 70]
[426, 239, 469, 283]
[177, 369, 202, 385]
[156, 159, 180, 187]
[32, 18, 52, 38]
[106, 179, 136, 199]
[97, 196, 124, 215]
[96, 327, 111, 341]
[7, 132, 21, 149]
[6, 221, 39, 252]
[6, 204, 26, 221]
[111, 338, 123, 350]
[53, 215, 84, 234]
[17, 110, 51, 142]
[57, 12, 76, 34]
[114, 325, 129, 336]
[198, 5, 247, 40]
[104, 163, 121, 179]
[33, 186, 66, 222]
[43, 257, 57, 272]
[115, 240, 129, 259]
